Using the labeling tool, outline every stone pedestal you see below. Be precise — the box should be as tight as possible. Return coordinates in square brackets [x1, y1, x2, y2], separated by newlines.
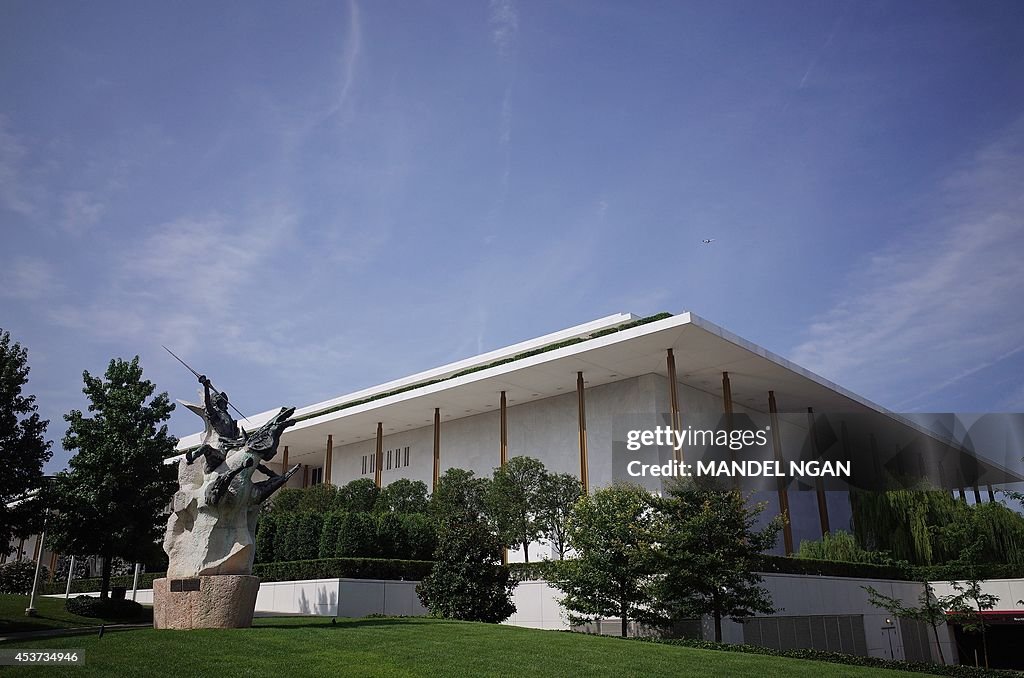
[153, 575, 259, 629]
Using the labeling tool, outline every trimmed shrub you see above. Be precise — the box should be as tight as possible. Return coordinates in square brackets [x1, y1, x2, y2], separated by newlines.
[295, 512, 324, 561]
[319, 511, 347, 559]
[255, 514, 276, 563]
[337, 512, 379, 558]
[273, 513, 297, 562]
[339, 479, 380, 513]
[297, 484, 344, 514]
[267, 488, 304, 514]
[65, 595, 148, 621]
[254, 557, 433, 582]
[0, 560, 46, 594]
[376, 513, 405, 559]
[403, 513, 437, 561]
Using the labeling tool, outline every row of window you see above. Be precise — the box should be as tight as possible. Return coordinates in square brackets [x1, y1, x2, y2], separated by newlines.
[304, 447, 414, 486]
[362, 447, 411, 475]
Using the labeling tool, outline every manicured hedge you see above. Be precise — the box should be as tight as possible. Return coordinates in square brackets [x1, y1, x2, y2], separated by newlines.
[757, 555, 912, 581]
[912, 563, 1024, 582]
[41, 572, 164, 596]
[253, 557, 434, 582]
[631, 636, 1024, 678]
[256, 510, 435, 563]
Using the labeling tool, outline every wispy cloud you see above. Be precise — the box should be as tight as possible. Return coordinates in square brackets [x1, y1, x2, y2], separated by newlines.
[0, 256, 63, 300]
[791, 119, 1024, 409]
[798, 3, 848, 89]
[329, 0, 362, 119]
[61, 190, 105, 233]
[489, 0, 518, 59]
[0, 116, 40, 218]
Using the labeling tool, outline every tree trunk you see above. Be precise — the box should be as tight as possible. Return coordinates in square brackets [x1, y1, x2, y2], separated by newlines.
[712, 590, 723, 642]
[620, 601, 628, 638]
[522, 539, 529, 564]
[931, 623, 946, 665]
[981, 625, 989, 669]
[99, 552, 112, 600]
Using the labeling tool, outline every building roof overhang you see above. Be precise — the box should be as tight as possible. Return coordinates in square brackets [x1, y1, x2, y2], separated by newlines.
[176, 312, 897, 462]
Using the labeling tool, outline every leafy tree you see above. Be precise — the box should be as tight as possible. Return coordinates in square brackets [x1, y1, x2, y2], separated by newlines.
[339, 478, 380, 513]
[0, 329, 52, 554]
[255, 513, 277, 563]
[297, 483, 343, 514]
[416, 517, 516, 622]
[536, 472, 581, 560]
[489, 456, 546, 562]
[647, 481, 781, 642]
[417, 466, 514, 622]
[556, 484, 657, 638]
[429, 468, 490, 523]
[946, 578, 999, 668]
[48, 357, 177, 599]
[377, 478, 429, 514]
[864, 581, 949, 665]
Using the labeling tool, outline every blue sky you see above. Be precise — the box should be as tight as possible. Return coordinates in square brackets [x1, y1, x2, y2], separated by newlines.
[1, 1, 1023, 472]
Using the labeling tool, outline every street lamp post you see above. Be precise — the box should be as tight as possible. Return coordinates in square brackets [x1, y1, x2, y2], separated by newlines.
[25, 475, 54, 618]
[24, 517, 47, 617]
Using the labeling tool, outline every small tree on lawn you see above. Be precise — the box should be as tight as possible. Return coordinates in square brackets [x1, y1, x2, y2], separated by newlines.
[556, 484, 657, 638]
[536, 472, 581, 560]
[48, 357, 177, 599]
[647, 480, 781, 642]
[864, 582, 948, 665]
[946, 578, 999, 668]
[417, 467, 514, 622]
[488, 456, 546, 563]
[0, 329, 52, 554]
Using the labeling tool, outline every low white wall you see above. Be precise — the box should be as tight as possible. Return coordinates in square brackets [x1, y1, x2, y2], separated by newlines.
[48, 577, 428, 619]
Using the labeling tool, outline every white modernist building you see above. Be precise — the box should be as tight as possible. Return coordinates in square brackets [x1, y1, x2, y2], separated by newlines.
[175, 310, 1007, 559]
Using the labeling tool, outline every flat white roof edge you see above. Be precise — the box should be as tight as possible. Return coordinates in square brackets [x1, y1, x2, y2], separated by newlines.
[177, 311, 641, 449]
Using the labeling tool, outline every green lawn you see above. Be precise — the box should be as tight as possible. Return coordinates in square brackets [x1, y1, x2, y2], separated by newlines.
[0, 594, 151, 634]
[0, 615, 917, 677]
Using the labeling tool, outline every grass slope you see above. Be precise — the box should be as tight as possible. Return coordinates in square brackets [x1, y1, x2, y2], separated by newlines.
[0, 615, 912, 677]
[0, 594, 151, 634]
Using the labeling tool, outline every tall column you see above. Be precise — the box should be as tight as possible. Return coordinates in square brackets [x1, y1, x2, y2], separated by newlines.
[667, 349, 681, 462]
[988, 484, 996, 502]
[769, 391, 794, 555]
[577, 372, 589, 493]
[433, 408, 441, 492]
[500, 392, 508, 467]
[577, 372, 593, 493]
[324, 435, 333, 486]
[302, 465, 309, 488]
[807, 407, 830, 536]
[722, 372, 734, 431]
[375, 422, 384, 488]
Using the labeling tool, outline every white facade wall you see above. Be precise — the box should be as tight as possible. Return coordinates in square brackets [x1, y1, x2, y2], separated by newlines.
[303, 372, 837, 561]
